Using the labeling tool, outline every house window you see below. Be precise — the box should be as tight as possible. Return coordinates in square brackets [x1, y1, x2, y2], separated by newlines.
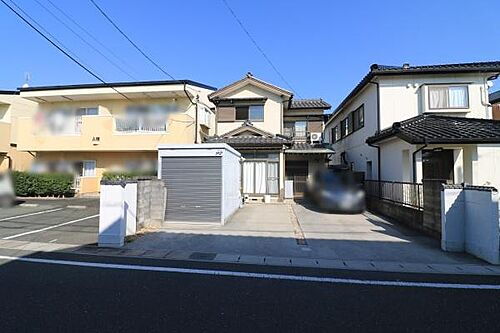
[341, 117, 349, 138]
[331, 126, 340, 143]
[429, 85, 469, 109]
[235, 105, 264, 121]
[352, 105, 364, 131]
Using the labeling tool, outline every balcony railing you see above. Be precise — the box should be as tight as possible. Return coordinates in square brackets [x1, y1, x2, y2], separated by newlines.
[115, 116, 167, 133]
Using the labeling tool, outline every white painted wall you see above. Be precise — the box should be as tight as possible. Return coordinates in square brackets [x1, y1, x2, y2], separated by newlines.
[221, 147, 242, 224]
[471, 144, 500, 190]
[324, 84, 379, 178]
[441, 187, 500, 264]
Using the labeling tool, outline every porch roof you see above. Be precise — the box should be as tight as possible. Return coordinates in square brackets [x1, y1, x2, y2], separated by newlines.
[366, 114, 500, 145]
[285, 142, 335, 154]
[204, 135, 291, 148]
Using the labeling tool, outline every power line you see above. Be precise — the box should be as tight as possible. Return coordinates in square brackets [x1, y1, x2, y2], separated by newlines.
[221, 0, 300, 97]
[34, 0, 137, 80]
[44, 0, 140, 78]
[0, 0, 131, 100]
[5, 0, 97, 76]
[89, 0, 175, 80]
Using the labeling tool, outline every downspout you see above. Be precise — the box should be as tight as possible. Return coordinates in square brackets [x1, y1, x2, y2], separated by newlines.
[183, 82, 198, 143]
[368, 80, 381, 180]
[412, 143, 427, 183]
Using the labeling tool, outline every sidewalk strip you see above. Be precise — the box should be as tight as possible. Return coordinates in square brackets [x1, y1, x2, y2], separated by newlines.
[0, 254, 499, 290]
[2, 214, 99, 240]
[0, 208, 63, 222]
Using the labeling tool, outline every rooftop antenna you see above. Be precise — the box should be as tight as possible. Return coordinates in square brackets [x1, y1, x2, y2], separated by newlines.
[22, 72, 31, 88]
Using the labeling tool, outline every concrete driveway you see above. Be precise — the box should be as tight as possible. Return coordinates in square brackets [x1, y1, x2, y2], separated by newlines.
[126, 201, 480, 265]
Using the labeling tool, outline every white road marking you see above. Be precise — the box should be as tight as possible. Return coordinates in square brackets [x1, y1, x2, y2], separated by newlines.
[2, 214, 99, 240]
[0, 208, 63, 222]
[0, 254, 498, 290]
[49, 239, 58, 243]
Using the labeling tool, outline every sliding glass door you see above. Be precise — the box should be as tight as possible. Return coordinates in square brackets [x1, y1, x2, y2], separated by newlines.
[242, 160, 279, 195]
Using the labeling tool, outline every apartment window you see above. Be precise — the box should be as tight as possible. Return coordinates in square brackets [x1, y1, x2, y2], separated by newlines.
[429, 85, 469, 109]
[82, 161, 96, 177]
[235, 105, 264, 121]
[352, 105, 364, 131]
[76, 107, 98, 116]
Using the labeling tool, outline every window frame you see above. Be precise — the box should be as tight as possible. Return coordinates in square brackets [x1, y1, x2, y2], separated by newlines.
[332, 104, 365, 143]
[234, 105, 265, 122]
[428, 84, 470, 110]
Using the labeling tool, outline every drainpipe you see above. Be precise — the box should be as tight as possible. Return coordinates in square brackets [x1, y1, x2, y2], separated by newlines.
[183, 82, 198, 143]
[368, 80, 381, 180]
[412, 143, 427, 183]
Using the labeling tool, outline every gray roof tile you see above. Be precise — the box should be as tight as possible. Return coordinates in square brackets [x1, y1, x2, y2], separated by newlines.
[289, 99, 331, 109]
[366, 114, 500, 144]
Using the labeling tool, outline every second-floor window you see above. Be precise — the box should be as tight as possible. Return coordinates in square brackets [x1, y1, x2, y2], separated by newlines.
[429, 85, 469, 109]
[235, 105, 264, 121]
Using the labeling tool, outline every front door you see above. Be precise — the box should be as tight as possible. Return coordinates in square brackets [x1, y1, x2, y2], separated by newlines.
[422, 149, 454, 182]
[286, 160, 308, 198]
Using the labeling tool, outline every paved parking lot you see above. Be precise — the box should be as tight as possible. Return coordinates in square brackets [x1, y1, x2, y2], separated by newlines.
[0, 198, 99, 246]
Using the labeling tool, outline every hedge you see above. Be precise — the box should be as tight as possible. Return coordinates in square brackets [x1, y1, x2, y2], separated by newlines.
[101, 170, 156, 181]
[12, 171, 75, 197]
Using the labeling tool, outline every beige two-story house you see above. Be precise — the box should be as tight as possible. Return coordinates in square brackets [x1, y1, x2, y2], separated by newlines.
[0, 91, 38, 172]
[324, 61, 500, 189]
[206, 73, 332, 201]
[15, 80, 217, 194]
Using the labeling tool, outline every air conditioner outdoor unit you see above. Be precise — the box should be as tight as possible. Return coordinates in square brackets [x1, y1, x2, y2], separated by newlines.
[310, 132, 322, 143]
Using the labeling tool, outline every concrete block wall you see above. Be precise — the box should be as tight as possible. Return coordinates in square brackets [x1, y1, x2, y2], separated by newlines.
[136, 178, 166, 229]
[441, 185, 500, 264]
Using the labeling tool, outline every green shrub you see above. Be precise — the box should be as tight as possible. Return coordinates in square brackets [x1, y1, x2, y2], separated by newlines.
[101, 170, 156, 181]
[11, 171, 75, 197]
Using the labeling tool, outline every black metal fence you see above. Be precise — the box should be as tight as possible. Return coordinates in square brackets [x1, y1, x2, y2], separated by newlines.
[365, 180, 424, 210]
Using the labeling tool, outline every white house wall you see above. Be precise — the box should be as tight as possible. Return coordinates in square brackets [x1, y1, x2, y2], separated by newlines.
[379, 73, 491, 129]
[324, 83, 379, 178]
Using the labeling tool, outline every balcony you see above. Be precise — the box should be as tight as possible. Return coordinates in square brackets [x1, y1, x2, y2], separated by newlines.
[16, 114, 195, 152]
[0, 122, 10, 153]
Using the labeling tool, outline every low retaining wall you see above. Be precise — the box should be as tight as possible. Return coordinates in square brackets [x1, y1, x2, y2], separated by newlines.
[441, 185, 500, 264]
[366, 198, 437, 237]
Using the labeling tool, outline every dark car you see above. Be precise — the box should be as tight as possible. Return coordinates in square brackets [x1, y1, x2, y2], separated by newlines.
[307, 170, 365, 213]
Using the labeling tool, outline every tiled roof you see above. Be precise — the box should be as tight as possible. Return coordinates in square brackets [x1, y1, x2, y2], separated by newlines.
[490, 90, 500, 104]
[366, 114, 500, 145]
[327, 61, 500, 126]
[371, 61, 500, 74]
[286, 142, 334, 154]
[205, 135, 291, 147]
[289, 99, 331, 109]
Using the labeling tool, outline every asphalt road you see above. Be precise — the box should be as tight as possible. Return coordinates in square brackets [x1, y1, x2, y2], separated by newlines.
[0, 250, 499, 332]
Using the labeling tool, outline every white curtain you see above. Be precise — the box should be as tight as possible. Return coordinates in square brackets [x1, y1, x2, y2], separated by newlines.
[267, 163, 279, 194]
[243, 162, 255, 194]
[255, 162, 267, 194]
[449, 86, 467, 108]
[429, 87, 448, 109]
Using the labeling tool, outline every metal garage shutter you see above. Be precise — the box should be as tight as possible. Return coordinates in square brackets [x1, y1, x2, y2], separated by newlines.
[162, 156, 221, 223]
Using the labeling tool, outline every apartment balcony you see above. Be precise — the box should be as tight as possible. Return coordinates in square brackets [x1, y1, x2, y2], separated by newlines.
[16, 114, 195, 152]
[0, 122, 10, 153]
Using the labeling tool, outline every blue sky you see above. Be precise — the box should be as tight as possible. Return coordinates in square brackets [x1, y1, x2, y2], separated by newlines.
[0, 0, 499, 109]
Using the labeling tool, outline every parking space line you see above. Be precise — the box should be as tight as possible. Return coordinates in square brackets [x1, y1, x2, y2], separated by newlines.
[2, 214, 99, 240]
[0, 208, 64, 222]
